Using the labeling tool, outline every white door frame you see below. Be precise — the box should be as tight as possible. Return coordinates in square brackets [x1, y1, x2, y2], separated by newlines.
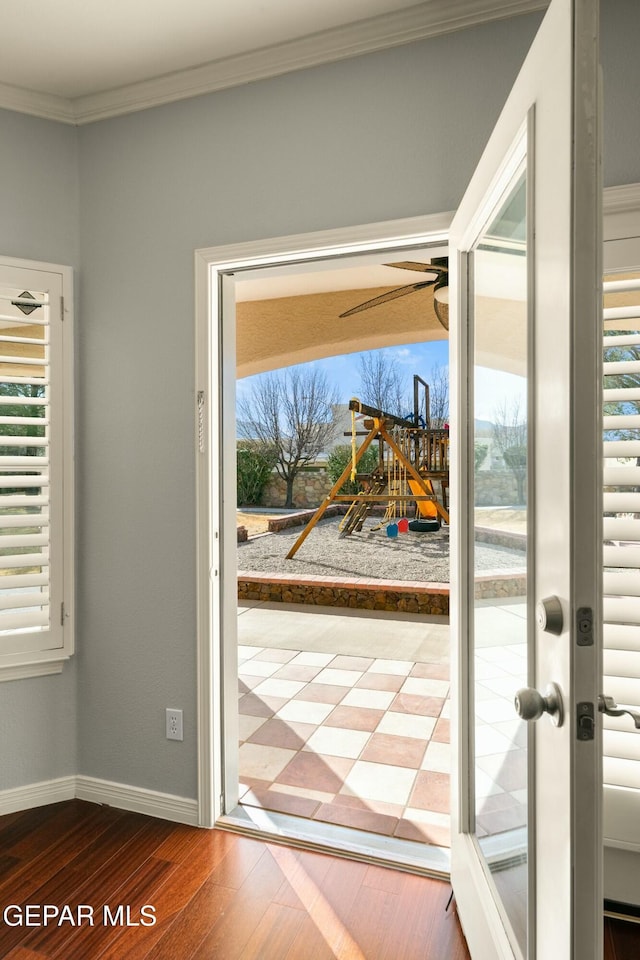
[194, 211, 452, 827]
[193, 185, 640, 834]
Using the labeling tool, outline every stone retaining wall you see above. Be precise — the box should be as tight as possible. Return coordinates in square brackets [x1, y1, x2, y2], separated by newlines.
[238, 570, 527, 614]
[262, 468, 330, 509]
[474, 470, 524, 506]
[474, 526, 526, 551]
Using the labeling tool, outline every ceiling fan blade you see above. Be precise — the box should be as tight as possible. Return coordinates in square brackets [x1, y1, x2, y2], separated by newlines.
[385, 261, 447, 277]
[339, 281, 434, 318]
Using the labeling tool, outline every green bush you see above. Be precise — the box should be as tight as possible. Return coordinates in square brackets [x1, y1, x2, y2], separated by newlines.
[237, 444, 276, 506]
[327, 444, 380, 496]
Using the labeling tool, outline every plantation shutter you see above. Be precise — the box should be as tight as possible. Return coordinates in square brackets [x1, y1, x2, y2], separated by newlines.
[602, 273, 640, 841]
[0, 273, 66, 659]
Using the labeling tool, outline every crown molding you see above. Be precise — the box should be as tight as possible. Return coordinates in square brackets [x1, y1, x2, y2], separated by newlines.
[0, 79, 75, 125]
[0, 0, 547, 126]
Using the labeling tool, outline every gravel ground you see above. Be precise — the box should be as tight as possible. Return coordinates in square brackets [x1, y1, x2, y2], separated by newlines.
[237, 516, 525, 583]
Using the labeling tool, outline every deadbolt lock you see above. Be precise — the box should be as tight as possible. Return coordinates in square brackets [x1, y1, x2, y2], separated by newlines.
[536, 596, 564, 635]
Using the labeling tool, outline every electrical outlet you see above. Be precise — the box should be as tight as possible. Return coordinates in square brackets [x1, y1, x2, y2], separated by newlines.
[166, 708, 183, 741]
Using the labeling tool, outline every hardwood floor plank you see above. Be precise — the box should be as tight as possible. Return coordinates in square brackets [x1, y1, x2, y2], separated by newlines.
[604, 919, 617, 960]
[3, 948, 48, 960]
[284, 915, 344, 960]
[0, 805, 64, 853]
[43, 856, 174, 960]
[0, 853, 21, 879]
[376, 874, 459, 960]
[606, 917, 640, 960]
[0, 804, 123, 901]
[344, 884, 403, 960]
[143, 876, 236, 960]
[205, 833, 266, 889]
[0, 802, 472, 960]
[0, 867, 87, 957]
[271, 847, 334, 911]
[2, 802, 107, 861]
[21, 822, 178, 956]
[363, 862, 410, 895]
[98, 829, 240, 960]
[191, 848, 298, 960]
[238, 902, 306, 960]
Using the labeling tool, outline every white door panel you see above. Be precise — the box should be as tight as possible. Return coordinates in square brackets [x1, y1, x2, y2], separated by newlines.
[450, 0, 602, 957]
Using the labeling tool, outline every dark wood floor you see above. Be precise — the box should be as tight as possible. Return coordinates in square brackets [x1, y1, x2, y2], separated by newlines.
[0, 800, 637, 959]
[0, 800, 470, 960]
[605, 916, 640, 960]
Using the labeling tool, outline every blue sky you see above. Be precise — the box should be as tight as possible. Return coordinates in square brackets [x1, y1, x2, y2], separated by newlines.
[237, 340, 449, 406]
[237, 338, 527, 423]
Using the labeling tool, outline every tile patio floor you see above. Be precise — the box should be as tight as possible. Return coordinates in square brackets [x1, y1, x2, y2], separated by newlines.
[237, 599, 527, 851]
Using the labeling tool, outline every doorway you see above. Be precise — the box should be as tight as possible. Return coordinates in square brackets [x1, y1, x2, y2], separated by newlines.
[233, 246, 453, 867]
[195, 214, 456, 868]
[195, 212, 530, 873]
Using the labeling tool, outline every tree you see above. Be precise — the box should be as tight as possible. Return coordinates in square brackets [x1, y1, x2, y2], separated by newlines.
[356, 350, 450, 427]
[492, 397, 527, 504]
[236, 442, 277, 506]
[428, 362, 449, 428]
[356, 352, 408, 417]
[237, 367, 339, 508]
[474, 442, 488, 473]
[327, 443, 380, 496]
[603, 330, 640, 445]
[0, 382, 46, 498]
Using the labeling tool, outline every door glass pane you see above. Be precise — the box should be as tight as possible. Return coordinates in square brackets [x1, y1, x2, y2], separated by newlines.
[472, 166, 528, 956]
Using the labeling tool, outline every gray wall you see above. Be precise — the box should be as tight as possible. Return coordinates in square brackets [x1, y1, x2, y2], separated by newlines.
[0, 110, 78, 790]
[75, 12, 543, 799]
[2, 1, 640, 801]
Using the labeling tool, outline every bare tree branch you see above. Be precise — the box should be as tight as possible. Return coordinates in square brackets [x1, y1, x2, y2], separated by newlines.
[491, 396, 528, 504]
[237, 367, 339, 507]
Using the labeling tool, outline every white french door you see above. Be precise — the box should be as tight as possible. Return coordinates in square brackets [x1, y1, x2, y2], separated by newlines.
[449, 0, 602, 958]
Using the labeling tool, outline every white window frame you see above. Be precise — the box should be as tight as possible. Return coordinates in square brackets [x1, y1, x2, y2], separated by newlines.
[0, 255, 74, 682]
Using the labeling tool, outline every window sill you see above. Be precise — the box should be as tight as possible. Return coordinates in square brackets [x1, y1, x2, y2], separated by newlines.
[0, 657, 69, 682]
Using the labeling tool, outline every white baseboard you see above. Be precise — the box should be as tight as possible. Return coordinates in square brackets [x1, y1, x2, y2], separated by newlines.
[0, 775, 76, 815]
[0, 775, 199, 826]
[75, 776, 199, 826]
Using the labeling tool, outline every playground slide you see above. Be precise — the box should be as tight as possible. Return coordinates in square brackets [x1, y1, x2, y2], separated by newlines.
[407, 478, 439, 519]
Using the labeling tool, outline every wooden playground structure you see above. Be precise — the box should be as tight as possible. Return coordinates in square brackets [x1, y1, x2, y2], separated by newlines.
[286, 375, 449, 560]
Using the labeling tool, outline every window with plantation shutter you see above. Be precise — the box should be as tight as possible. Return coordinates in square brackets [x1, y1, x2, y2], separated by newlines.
[0, 259, 73, 680]
[602, 269, 640, 849]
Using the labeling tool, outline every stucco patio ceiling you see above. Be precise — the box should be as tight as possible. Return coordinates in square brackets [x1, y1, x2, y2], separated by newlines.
[235, 258, 528, 377]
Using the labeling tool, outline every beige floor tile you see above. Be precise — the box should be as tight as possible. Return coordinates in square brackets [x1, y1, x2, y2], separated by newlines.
[400, 676, 450, 698]
[277, 699, 335, 724]
[239, 659, 283, 678]
[239, 742, 296, 781]
[304, 726, 371, 760]
[341, 760, 417, 806]
[271, 783, 336, 804]
[341, 688, 396, 710]
[251, 677, 307, 699]
[420, 740, 450, 773]
[289, 651, 336, 667]
[238, 714, 267, 742]
[313, 668, 364, 687]
[368, 658, 414, 676]
[252, 648, 299, 663]
[403, 807, 451, 829]
[375, 711, 436, 740]
[238, 644, 262, 660]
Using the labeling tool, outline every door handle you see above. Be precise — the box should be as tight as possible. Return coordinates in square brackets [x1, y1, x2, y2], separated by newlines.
[598, 695, 640, 730]
[514, 683, 564, 727]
